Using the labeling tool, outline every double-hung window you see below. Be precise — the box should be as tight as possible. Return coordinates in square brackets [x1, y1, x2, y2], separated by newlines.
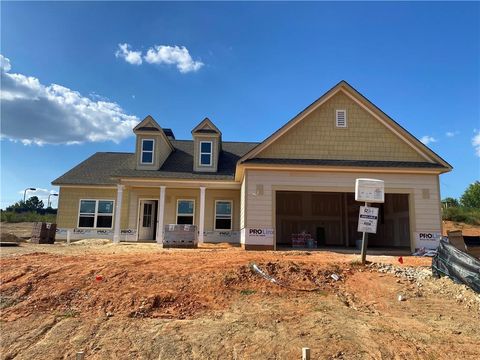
[78, 200, 114, 228]
[199, 141, 212, 166]
[141, 139, 154, 164]
[176, 199, 195, 225]
[214, 200, 232, 230]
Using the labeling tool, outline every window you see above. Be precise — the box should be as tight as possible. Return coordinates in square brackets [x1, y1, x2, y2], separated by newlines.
[199, 141, 212, 166]
[215, 200, 232, 230]
[176, 199, 195, 225]
[336, 109, 347, 128]
[141, 139, 154, 164]
[142, 202, 153, 227]
[78, 200, 114, 228]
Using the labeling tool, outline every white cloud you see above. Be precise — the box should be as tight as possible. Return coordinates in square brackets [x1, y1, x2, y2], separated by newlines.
[144, 45, 204, 73]
[0, 54, 11, 72]
[473, 132, 480, 157]
[446, 131, 459, 137]
[0, 55, 139, 145]
[420, 135, 437, 145]
[114, 43, 204, 73]
[115, 43, 143, 65]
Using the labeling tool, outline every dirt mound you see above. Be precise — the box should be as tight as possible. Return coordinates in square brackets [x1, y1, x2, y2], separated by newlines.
[443, 220, 480, 236]
[0, 233, 22, 243]
[2, 249, 480, 359]
[71, 238, 112, 246]
[223, 261, 348, 292]
[0, 254, 350, 321]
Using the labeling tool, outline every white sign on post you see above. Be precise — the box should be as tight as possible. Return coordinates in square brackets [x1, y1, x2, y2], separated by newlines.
[355, 178, 385, 203]
[357, 206, 379, 234]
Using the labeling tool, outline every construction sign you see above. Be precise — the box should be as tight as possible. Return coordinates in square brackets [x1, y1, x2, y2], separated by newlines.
[357, 206, 379, 234]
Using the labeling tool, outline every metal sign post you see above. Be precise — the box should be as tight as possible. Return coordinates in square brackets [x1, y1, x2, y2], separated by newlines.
[355, 179, 384, 265]
[360, 202, 369, 264]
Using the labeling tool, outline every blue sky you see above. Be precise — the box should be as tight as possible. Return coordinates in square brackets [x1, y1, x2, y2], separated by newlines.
[1, 1, 479, 209]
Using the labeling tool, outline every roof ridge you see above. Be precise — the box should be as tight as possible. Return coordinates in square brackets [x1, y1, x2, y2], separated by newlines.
[171, 139, 259, 144]
[97, 151, 134, 155]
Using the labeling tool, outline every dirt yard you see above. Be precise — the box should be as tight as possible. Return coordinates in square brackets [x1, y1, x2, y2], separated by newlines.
[0, 222, 35, 239]
[1, 240, 479, 360]
[442, 220, 480, 236]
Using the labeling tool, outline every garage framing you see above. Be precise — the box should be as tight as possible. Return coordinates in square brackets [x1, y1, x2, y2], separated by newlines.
[271, 185, 417, 252]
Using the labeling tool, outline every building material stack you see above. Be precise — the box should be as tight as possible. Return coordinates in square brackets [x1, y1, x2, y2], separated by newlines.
[163, 224, 198, 248]
[31, 222, 56, 244]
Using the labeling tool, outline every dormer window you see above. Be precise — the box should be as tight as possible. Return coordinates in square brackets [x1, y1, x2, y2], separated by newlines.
[199, 141, 212, 166]
[141, 139, 154, 164]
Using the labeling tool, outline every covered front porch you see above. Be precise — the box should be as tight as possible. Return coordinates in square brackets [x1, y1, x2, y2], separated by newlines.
[111, 180, 241, 245]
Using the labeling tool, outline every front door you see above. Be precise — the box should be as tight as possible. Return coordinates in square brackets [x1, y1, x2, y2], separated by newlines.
[139, 200, 156, 240]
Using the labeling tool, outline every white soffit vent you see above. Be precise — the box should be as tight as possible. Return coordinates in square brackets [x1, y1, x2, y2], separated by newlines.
[336, 109, 347, 128]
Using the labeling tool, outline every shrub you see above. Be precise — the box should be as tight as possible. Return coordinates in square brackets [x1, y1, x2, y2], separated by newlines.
[442, 207, 480, 225]
[0, 211, 57, 223]
[460, 181, 480, 209]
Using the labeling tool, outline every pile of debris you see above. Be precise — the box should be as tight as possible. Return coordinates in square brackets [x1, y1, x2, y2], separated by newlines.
[367, 263, 432, 283]
[0, 233, 21, 246]
[368, 262, 480, 312]
[70, 238, 112, 246]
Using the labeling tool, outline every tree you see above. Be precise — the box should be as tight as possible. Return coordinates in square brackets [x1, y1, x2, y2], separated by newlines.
[460, 181, 480, 209]
[442, 197, 459, 208]
[6, 200, 26, 212]
[25, 196, 44, 211]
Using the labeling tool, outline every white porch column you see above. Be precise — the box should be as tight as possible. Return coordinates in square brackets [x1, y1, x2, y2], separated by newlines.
[198, 186, 206, 244]
[156, 186, 166, 244]
[113, 184, 124, 243]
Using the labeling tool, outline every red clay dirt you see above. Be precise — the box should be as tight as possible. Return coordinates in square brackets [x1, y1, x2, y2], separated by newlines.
[442, 220, 480, 236]
[1, 245, 479, 359]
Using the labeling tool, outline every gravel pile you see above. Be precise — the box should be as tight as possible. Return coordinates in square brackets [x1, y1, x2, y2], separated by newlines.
[367, 263, 432, 282]
[368, 262, 480, 312]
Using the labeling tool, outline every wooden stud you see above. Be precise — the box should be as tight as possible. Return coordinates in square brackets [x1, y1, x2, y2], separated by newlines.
[302, 347, 311, 360]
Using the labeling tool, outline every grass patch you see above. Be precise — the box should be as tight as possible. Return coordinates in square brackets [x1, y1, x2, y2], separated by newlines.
[58, 309, 79, 318]
[349, 259, 363, 266]
[240, 289, 256, 296]
[0, 296, 18, 309]
[0, 211, 57, 223]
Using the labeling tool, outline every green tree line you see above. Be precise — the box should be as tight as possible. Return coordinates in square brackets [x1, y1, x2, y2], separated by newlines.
[442, 181, 480, 225]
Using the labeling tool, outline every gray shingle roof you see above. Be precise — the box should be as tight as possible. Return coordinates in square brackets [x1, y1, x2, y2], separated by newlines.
[242, 158, 445, 168]
[52, 140, 259, 185]
[52, 141, 444, 186]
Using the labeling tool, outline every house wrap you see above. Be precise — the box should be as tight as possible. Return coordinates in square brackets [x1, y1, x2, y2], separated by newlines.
[52, 81, 452, 251]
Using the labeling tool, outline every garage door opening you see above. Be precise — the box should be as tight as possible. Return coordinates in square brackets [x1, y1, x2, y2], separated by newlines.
[275, 191, 410, 249]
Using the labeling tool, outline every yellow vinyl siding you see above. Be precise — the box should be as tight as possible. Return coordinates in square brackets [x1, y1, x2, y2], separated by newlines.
[256, 91, 426, 162]
[127, 187, 240, 231]
[57, 187, 129, 229]
[205, 189, 240, 231]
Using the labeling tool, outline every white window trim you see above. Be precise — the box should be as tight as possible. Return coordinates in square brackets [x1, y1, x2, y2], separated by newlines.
[176, 199, 195, 225]
[214, 200, 233, 231]
[77, 199, 115, 229]
[141, 138, 155, 164]
[335, 109, 347, 128]
[199, 141, 213, 166]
